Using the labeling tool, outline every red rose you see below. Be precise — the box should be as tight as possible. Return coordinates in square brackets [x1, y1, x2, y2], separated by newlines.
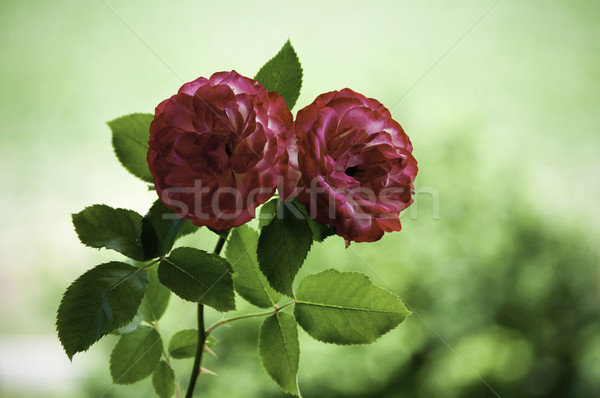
[148, 71, 292, 230]
[282, 88, 418, 243]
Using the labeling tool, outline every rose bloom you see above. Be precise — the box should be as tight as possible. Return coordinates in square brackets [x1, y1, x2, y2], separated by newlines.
[147, 71, 292, 230]
[282, 88, 418, 243]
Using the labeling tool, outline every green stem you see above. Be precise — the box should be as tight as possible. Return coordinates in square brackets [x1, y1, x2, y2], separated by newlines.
[213, 234, 227, 255]
[184, 304, 205, 398]
[205, 301, 296, 337]
[140, 257, 163, 270]
[184, 232, 229, 398]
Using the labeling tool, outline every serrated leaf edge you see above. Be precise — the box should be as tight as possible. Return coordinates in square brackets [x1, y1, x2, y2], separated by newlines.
[227, 226, 279, 308]
[72, 204, 145, 256]
[257, 206, 313, 297]
[57, 262, 148, 359]
[109, 326, 163, 385]
[294, 269, 411, 346]
[108, 112, 155, 184]
[258, 313, 300, 396]
[159, 248, 236, 312]
[255, 40, 303, 110]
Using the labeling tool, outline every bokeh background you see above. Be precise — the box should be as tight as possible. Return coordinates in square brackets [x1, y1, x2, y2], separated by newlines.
[1, 0, 599, 397]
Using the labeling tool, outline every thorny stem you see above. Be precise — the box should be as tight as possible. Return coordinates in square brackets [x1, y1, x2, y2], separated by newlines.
[184, 304, 205, 398]
[184, 232, 229, 398]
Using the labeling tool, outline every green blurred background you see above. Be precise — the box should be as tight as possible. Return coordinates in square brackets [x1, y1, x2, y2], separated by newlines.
[1, 0, 599, 397]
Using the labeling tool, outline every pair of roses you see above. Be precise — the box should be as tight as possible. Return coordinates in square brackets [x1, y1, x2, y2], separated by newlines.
[148, 71, 417, 243]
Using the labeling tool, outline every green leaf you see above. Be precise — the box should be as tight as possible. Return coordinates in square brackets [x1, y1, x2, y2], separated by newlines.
[255, 40, 303, 110]
[108, 113, 155, 183]
[258, 312, 300, 396]
[110, 325, 163, 384]
[139, 266, 170, 323]
[57, 262, 148, 359]
[152, 360, 175, 398]
[258, 198, 278, 229]
[168, 329, 197, 359]
[257, 200, 313, 296]
[178, 219, 200, 238]
[168, 330, 216, 359]
[294, 270, 411, 345]
[72, 204, 145, 261]
[141, 199, 187, 259]
[225, 225, 281, 308]
[158, 247, 235, 312]
[113, 314, 142, 335]
[292, 199, 336, 242]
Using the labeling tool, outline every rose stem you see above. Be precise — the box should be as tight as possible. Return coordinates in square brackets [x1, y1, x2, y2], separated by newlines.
[185, 232, 229, 398]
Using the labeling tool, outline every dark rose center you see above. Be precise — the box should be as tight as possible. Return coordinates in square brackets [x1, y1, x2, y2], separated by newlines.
[223, 134, 239, 158]
[345, 166, 365, 179]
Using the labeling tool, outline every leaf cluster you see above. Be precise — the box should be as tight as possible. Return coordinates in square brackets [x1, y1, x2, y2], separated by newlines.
[57, 40, 410, 397]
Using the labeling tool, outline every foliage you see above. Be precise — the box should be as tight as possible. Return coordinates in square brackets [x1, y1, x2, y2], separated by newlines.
[57, 41, 410, 397]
